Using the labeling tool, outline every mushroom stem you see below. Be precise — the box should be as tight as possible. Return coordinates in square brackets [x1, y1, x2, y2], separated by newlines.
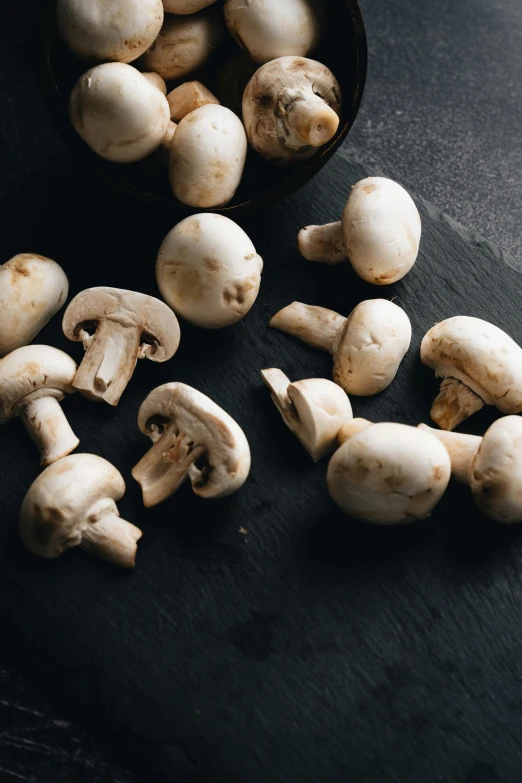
[81, 501, 142, 569]
[418, 424, 481, 484]
[19, 394, 79, 467]
[142, 72, 168, 95]
[430, 377, 485, 431]
[297, 221, 347, 264]
[261, 369, 296, 421]
[269, 302, 345, 354]
[285, 96, 340, 147]
[338, 418, 371, 445]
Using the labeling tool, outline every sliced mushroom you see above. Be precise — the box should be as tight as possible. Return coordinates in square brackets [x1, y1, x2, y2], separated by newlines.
[20, 454, 142, 568]
[243, 57, 341, 165]
[132, 382, 251, 507]
[62, 287, 180, 406]
[166, 81, 219, 123]
[261, 369, 353, 461]
[163, 0, 217, 11]
[0, 254, 69, 357]
[0, 345, 79, 466]
[270, 300, 412, 396]
[421, 316, 522, 431]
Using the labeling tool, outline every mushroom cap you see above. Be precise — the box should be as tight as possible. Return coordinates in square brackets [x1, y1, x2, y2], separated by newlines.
[56, 0, 164, 64]
[69, 63, 171, 163]
[327, 423, 451, 524]
[342, 178, 422, 285]
[19, 454, 125, 559]
[420, 316, 522, 414]
[224, 0, 322, 64]
[0, 345, 77, 424]
[163, 0, 218, 12]
[333, 299, 412, 396]
[63, 287, 180, 362]
[157, 214, 263, 328]
[138, 382, 251, 499]
[0, 254, 69, 358]
[169, 105, 247, 208]
[470, 416, 522, 523]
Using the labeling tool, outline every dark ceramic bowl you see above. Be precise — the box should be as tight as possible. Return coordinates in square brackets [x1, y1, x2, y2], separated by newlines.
[42, 0, 367, 217]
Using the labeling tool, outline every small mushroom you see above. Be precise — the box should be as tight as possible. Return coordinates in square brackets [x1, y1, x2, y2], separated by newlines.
[69, 63, 174, 163]
[56, 0, 164, 64]
[270, 300, 412, 396]
[132, 382, 251, 507]
[157, 214, 263, 328]
[261, 369, 353, 461]
[20, 454, 142, 568]
[327, 420, 451, 524]
[62, 287, 180, 406]
[420, 316, 522, 431]
[166, 81, 219, 123]
[242, 57, 341, 165]
[163, 1, 218, 15]
[169, 104, 247, 207]
[0, 345, 79, 466]
[0, 254, 69, 358]
[298, 177, 422, 285]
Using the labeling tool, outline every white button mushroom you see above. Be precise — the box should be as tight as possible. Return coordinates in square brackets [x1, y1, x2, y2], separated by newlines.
[420, 316, 522, 431]
[270, 300, 412, 396]
[327, 420, 451, 524]
[0, 345, 79, 466]
[168, 105, 247, 208]
[243, 57, 341, 165]
[166, 81, 219, 123]
[56, 0, 164, 64]
[156, 214, 263, 328]
[261, 369, 353, 461]
[0, 254, 69, 358]
[62, 287, 181, 407]
[162, 1, 218, 15]
[69, 63, 173, 163]
[298, 177, 422, 285]
[132, 383, 251, 507]
[20, 454, 142, 568]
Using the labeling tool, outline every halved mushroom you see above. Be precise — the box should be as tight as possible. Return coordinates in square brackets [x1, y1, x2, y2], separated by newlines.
[62, 287, 180, 406]
[163, 0, 217, 11]
[421, 316, 522, 431]
[20, 454, 142, 568]
[166, 81, 219, 123]
[270, 300, 412, 396]
[132, 383, 251, 507]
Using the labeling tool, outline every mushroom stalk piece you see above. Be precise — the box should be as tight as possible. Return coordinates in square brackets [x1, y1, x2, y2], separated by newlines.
[297, 221, 347, 265]
[270, 303, 346, 353]
[166, 81, 219, 123]
[20, 394, 79, 468]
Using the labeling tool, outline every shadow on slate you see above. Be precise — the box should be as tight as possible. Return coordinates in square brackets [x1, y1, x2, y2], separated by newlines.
[2, 149, 522, 783]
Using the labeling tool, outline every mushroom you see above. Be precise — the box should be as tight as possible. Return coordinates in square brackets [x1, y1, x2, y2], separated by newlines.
[261, 369, 353, 461]
[0, 254, 69, 358]
[224, 0, 322, 65]
[56, 0, 164, 64]
[166, 81, 219, 123]
[20, 454, 142, 568]
[270, 300, 412, 396]
[142, 72, 168, 95]
[163, 1, 218, 15]
[62, 287, 180, 406]
[132, 383, 251, 507]
[327, 420, 451, 524]
[0, 345, 79, 466]
[169, 105, 247, 207]
[157, 214, 263, 328]
[420, 316, 522, 431]
[141, 8, 223, 81]
[298, 177, 422, 285]
[419, 418, 522, 524]
[69, 63, 174, 163]
[242, 57, 341, 165]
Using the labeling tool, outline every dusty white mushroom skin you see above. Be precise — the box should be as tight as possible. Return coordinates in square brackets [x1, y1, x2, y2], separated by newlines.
[20, 454, 142, 568]
[270, 300, 412, 396]
[0, 345, 79, 467]
[327, 421, 451, 524]
[243, 57, 341, 166]
[69, 63, 172, 164]
[421, 316, 522, 431]
[132, 383, 251, 507]
[169, 105, 247, 208]
[298, 177, 422, 285]
[261, 369, 353, 461]
[166, 81, 219, 123]
[163, 0, 217, 11]
[157, 214, 263, 328]
[0, 254, 69, 358]
[56, 0, 164, 64]
[62, 287, 181, 407]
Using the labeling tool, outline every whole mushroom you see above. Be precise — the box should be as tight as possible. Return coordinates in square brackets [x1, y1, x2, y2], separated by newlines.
[270, 300, 412, 396]
[298, 177, 422, 285]
[62, 287, 180, 406]
[132, 383, 251, 507]
[162, 0, 218, 13]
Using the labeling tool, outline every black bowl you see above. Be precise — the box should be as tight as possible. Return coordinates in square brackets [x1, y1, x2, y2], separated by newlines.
[42, 0, 367, 217]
